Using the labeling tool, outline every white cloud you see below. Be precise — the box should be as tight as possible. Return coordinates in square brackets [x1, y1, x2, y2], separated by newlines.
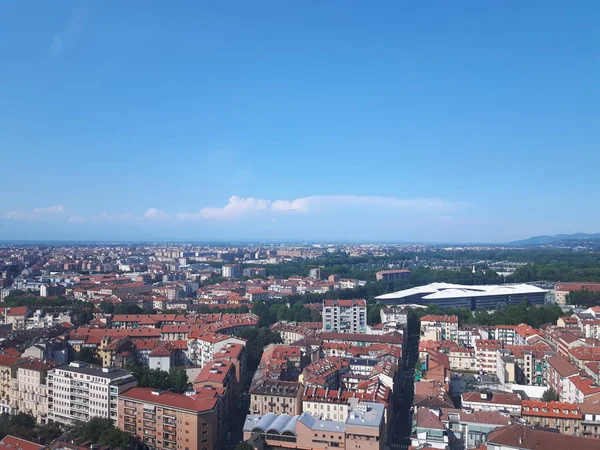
[177, 195, 461, 220]
[6, 205, 66, 221]
[33, 205, 64, 213]
[144, 208, 168, 219]
[68, 215, 85, 223]
[92, 212, 135, 222]
[49, 5, 88, 57]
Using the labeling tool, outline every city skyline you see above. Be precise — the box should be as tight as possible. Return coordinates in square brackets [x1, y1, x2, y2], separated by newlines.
[1, 1, 599, 242]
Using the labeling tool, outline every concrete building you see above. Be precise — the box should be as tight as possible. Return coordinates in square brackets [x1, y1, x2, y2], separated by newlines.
[322, 299, 367, 334]
[380, 306, 408, 328]
[48, 362, 136, 425]
[119, 387, 220, 450]
[375, 269, 410, 281]
[222, 264, 241, 279]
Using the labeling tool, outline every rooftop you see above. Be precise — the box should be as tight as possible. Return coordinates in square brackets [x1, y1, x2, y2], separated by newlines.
[376, 282, 547, 301]
[54, 361, 133, 380]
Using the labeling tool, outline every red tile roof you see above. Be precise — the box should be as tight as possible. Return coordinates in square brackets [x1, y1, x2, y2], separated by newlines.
[6, 307, 29, 316]
[568, 376, 600, 396]
[421, 315, 459, 323]
[547, 355, 579, 378]
[323, 299, 367, 307]
[119, 387, 218, 413]
[521, 400, 581, 419]
[0, 435, 44, 450]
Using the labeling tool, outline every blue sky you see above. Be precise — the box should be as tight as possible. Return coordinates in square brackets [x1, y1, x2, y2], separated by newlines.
[1, 1, 599, 243]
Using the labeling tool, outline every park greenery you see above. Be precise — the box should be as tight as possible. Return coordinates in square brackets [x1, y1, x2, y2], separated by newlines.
[0, 412, 61, 445]
[237, 326, 283, 370]
[567, 290, 600, 307]
[410, 300, 564, 329]
[542, 387, 559, 402]
[125, 363, 190, 393]
[66, 417, 142, 448]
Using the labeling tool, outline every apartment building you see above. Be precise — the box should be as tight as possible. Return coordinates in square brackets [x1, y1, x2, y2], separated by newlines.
[521, 400, 582, 436]
[448, 348, 476, 371]
[222, 264, 241, 279]
[379, 306, 408, 328]
[10, 359, 57, 423]
[375, 269, 410, 281]
[490, 326, 517, 346]
[475, 340, 503, 373]
[0, 354, 21, 413]
[461, 391, 522, 415]
[420, 315, 458, 342]
[119, 387, 219, 450]
[412, 407, 512, 450]
[187, 331, 245, 368]
[48, 362, 137, 425]
[300, 357, 350, 389]
[322, 299, 367, 334]
[487, 423, 600, 450]
[546, 355, 579, 401]
[249, 380, 303, 416]
[563, 375, 600, 403]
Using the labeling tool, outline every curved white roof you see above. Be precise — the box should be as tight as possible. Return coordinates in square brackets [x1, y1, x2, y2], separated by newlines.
[375, 283, 547, 301]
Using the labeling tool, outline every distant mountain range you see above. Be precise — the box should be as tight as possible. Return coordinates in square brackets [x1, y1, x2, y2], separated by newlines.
[510, 233, 600, 246]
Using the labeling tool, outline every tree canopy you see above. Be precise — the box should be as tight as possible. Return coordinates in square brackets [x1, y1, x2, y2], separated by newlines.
[67, 417, 141, 449]
[542, 387, 559, 402]
[126, 363, 189, 394]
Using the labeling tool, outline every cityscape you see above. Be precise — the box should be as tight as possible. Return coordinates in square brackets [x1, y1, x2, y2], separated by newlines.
[2, 2, 600, 450]
[0, 243, 598, 450]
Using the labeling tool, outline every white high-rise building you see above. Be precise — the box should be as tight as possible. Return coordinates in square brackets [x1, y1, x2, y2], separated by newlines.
[322, 299, 367, 334]
[47, 362, 136, 425]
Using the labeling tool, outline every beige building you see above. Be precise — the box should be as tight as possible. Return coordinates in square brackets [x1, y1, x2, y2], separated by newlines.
[521, 400, 582, 435]
[0, 354, 21, 413]
[250, 380, 303, 416]
[119, 387, 220, 450]
[10, 359, 56, 423]
[448, 348, 476, 371]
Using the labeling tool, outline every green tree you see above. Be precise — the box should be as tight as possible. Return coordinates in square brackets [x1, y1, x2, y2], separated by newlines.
[77, 347, 96, 364]
[99, 300, 116, 314]
[236, 442, 254, 450]
[542, 387, 559, 402]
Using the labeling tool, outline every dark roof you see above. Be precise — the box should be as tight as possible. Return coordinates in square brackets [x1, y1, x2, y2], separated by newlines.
[54, 362, 133, 380]
[487, 423, 599, 450]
